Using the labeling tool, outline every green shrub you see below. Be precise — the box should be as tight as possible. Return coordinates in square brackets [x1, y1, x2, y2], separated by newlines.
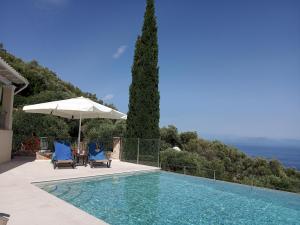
[159, 125, 300, 192]
[84, 119, 125, 140]
[180, 131, 198, 145]
[12, 110, 69, 152]
[160, 125, 181, 148]
[160, 149, 201, 175]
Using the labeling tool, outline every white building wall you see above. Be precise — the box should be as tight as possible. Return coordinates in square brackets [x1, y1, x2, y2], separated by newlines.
[0, 85, 15, 164]
[0, 129, 13, 164]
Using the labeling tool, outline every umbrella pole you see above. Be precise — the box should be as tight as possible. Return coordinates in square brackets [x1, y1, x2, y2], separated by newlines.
[77, 114, 82, 153]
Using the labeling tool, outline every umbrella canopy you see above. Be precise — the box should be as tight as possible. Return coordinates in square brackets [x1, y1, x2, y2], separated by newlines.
[23, 96, 127, 151]
[23, 96, 127, 120]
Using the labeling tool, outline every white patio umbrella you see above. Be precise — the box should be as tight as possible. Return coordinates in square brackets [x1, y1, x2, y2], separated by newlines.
[23, 96, 127, 151]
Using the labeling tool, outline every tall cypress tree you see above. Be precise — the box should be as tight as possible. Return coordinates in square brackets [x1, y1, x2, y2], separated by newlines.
[126, 0, 160, 139]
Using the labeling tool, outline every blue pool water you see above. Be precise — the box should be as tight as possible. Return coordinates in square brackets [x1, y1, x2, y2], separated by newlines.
[38, 171, 300, 225]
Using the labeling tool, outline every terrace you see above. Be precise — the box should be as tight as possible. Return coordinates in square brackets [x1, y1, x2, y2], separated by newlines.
[0, 157, 158, 225]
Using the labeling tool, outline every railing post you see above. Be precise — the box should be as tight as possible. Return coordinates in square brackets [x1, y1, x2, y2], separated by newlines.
[157, 138, 160, 168]
[137, 138, 140, 164]
[183, 166, 186, 174]
[213, 170, 216, 180]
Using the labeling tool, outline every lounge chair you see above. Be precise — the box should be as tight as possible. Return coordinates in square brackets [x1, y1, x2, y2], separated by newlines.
[52, 141, 75, 169]
[88, 142, 112, 168]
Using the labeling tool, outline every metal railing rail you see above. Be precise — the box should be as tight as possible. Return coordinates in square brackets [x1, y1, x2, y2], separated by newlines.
[161, 162, 217, 180]
[120, 137, 160, 168]
[160, 163, 300, 194]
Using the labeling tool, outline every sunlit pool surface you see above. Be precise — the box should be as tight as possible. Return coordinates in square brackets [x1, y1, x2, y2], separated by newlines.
[37, 171, 300, 225]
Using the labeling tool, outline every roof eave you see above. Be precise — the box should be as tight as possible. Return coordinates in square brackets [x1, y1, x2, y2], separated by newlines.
[0, 56, 29, 94]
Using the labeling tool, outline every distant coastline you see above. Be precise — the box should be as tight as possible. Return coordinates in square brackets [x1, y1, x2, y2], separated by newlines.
[230, 144, 300, 170]
[202, 135, 300, 170]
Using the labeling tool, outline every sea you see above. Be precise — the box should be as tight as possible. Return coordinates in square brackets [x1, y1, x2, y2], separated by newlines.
[230, 144, 300, 171]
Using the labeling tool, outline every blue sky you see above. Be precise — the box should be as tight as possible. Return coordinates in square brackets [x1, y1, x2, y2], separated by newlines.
[1, 0, 299, 139]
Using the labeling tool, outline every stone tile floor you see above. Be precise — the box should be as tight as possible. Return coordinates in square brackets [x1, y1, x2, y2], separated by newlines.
[0, 157, 158, 225]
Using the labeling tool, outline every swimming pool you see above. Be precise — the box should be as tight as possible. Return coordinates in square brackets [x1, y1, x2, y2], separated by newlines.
[37, 171, 300, 225]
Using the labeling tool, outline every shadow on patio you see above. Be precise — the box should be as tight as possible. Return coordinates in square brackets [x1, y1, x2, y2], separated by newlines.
[0, 156, 35, 174]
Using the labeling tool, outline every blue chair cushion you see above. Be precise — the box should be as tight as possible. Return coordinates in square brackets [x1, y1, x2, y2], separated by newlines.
[88, 142, 106, 161]
[54, 141, 72, 160]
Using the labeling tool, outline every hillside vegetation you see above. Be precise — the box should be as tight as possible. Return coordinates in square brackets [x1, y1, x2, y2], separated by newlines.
[160, 125, 300, 193]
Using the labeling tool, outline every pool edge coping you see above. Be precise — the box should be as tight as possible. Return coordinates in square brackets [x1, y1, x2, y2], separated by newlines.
[32, 168, 161, 185]
[161, 170, 300, 197]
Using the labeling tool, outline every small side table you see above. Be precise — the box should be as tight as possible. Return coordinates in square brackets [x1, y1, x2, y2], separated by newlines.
[75, 154, 88, 166]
